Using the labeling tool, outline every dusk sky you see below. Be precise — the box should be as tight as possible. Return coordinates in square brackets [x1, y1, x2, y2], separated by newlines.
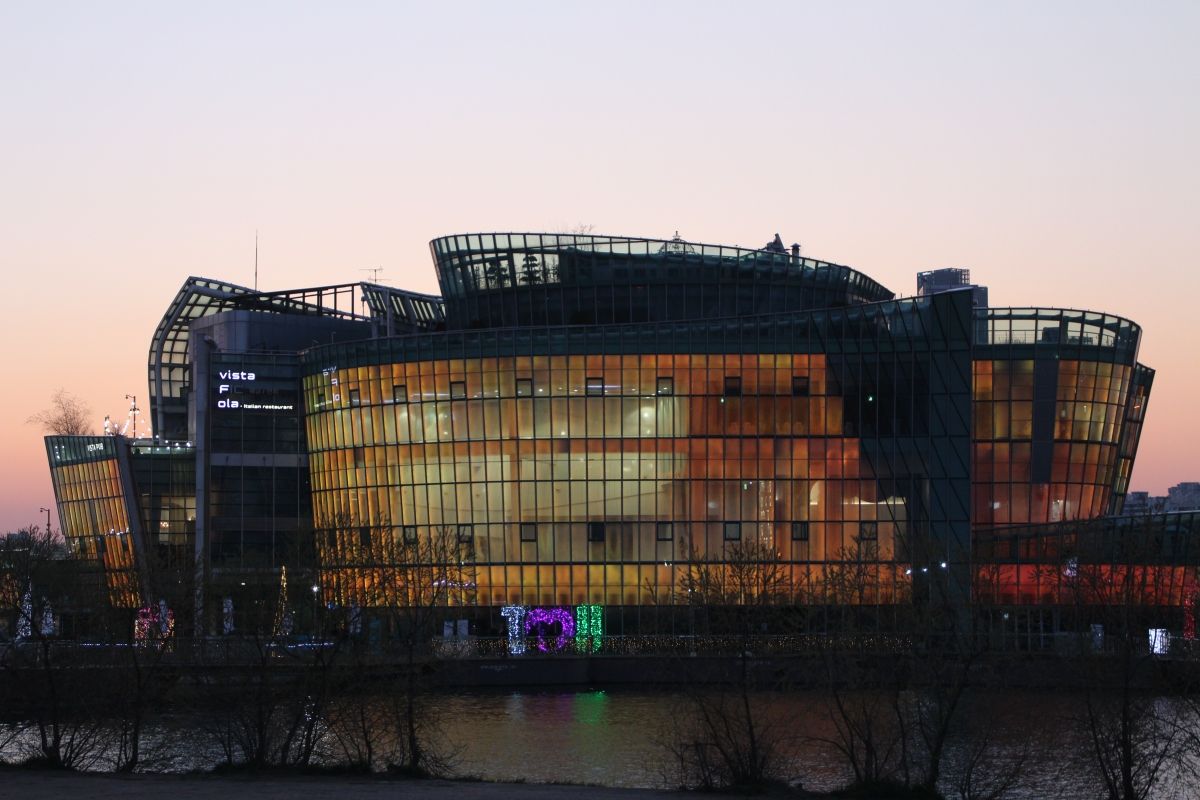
[1, 2, 1197, 535]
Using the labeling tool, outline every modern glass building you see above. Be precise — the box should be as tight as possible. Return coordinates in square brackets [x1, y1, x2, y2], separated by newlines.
[43, 232, 1162, 636]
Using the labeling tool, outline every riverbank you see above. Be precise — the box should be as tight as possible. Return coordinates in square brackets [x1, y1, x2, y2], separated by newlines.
[0, 771, 688, 800]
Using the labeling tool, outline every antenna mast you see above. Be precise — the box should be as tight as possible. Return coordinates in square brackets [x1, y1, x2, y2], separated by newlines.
[254, 229, 259, 291]
[361, 266, 384, 283]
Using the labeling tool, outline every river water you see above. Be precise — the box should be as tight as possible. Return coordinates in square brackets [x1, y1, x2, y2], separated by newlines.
[2, 688, 1195, 798]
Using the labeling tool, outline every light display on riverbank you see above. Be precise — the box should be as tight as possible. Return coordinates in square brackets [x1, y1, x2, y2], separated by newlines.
[501, 604, 605, 655]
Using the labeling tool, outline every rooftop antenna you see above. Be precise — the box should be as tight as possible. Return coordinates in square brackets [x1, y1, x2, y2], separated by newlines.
[361, 266, 384, 283]
[254, 229, 259, 291]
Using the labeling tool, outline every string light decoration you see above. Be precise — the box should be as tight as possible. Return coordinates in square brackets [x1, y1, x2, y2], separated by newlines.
[1186, 590, 1197, 641]
[525, 606, 575, 652]
[574, 604, 603, 653]
[17, 587, 32, 639]
[134, 604, 175, 644]
[272, 566, 289, 637]
[500, 605, 527, 655]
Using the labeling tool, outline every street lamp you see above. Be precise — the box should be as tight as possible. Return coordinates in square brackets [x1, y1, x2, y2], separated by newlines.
[38, 507, 52, 538]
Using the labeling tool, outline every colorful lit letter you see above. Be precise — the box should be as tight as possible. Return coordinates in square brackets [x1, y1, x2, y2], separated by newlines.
[575, 604, 603, 653]
[500, 605, 527, 655]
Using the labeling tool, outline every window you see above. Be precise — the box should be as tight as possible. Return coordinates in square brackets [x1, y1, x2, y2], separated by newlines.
[516, 378, 533, 397]
[402, 525, 417, 544]
[859, 521, 878, 541]
[316, 391, 326, 407]
[456, 524, 473, 543]
[792, 376, 810, 397]
[325, 530, 336, 549]
[587, 521, 606, 542]
[656, 522, 673, 541]
[520, 522, 538, 542]
[791, 521, 810, 542]
[358, 526, 370, 548]
[349, 388, 361, 406]
[656, 377, 674, 396]
[585, 376, 604, 396]
[450, 381, 467, 399]
[723, 521, 742, 541]
[723, 376, 742, 397]
[353, 447, 365, 467]
[392, 384, 407, 404]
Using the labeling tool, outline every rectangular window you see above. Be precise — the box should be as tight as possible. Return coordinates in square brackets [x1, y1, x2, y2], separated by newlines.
[393, 384, 407, 404]
[349, 388, 361, 407]
[723, 521, 742, 541]
[402, 525, 417, 544]
[354, 447, 365, 467]
[450, 380, 467, 399]
[656, 521, 673, 541]
[325, 530, 336, 549]
[859, 521, 878, 541]
[791, 521, 810, 542]
[585, 376, 604, 396]
[723, 376, 742, 397]
[516, 378, 533, 397]
[656, 377, 674, 396]
[457, 524, 473, 543]
[316, 391, 326, 407]
[358, 526, 370, 548]
[792, 376, 810, 397]
[587, 521, 606, 542]
[520, 522, 538, 542]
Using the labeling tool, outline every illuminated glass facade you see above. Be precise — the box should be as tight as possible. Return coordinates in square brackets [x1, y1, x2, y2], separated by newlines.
[971, 309, 1151, 529]
[45, 231, 1161, 625]
[45, 436, 140, 607]
[302, 294, 975, 608]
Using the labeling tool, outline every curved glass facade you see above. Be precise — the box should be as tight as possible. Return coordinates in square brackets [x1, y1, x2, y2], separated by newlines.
[302, 292, 973, 608]
[971, 308, 1151, 530]
[45, 231, 1163, 628]
[431, 232, 894, 329]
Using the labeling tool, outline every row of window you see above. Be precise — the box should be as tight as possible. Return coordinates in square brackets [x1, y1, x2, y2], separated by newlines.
[330, 519, 822, 548]
[335, 374, 813, 406]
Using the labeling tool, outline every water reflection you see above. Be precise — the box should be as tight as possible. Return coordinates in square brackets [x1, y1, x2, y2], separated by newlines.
[1, 688, 1193, 798]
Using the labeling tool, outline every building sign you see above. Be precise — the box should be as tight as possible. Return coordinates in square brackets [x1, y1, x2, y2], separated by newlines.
[215, 369, 295, 412]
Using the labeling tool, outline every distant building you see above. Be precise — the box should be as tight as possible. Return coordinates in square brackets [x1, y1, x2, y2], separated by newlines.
[917, 267, 989, 309]
[1122, 483, 1200, 515]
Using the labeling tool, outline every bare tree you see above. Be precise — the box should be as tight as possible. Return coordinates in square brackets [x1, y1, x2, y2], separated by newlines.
[376, 524, 473, 776]
[664, 536, 798, 790]
[0, 526, 108, 769]
[27, 390, 94, 436]
[1064, 554, 1186, 800]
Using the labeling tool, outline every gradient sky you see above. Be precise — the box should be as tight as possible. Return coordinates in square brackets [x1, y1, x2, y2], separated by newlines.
[2, 2, 1197, 535]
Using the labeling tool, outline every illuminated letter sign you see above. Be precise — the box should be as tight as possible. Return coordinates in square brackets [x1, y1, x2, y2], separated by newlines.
[500, 605, 527, 655]
[575, 604, 603, 653]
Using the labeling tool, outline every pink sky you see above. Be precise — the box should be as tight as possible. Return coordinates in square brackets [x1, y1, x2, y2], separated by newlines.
[2, 3, 1197, 534]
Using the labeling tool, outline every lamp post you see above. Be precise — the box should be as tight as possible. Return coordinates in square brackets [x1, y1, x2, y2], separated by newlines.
[311, 584, 320, 636]
[38, 507, 52, 538]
